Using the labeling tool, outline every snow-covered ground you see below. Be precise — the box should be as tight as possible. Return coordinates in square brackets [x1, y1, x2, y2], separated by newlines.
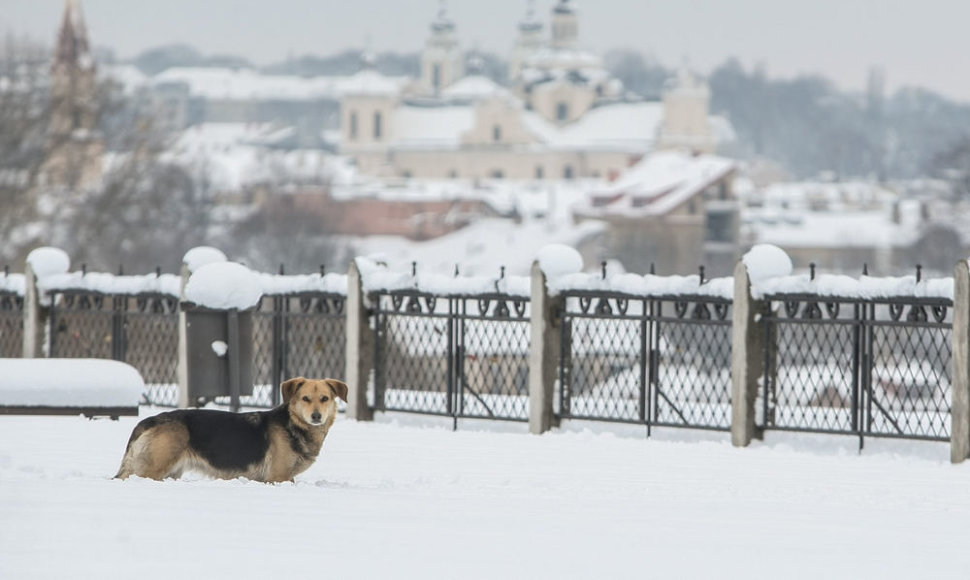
[2, 408, 969, 579]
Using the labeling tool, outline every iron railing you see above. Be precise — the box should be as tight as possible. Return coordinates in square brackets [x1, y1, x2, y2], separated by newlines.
[373, 290, 531, 424]
[760, 295, 952, 443]
[559, 292, 733, 432]
[48, 291, 180, 406]
[242, 292, 347, 408]
[0, 291, 24, 358]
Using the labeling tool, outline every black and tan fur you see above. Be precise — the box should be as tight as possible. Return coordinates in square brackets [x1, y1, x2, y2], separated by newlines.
[115, 377, 347, 483]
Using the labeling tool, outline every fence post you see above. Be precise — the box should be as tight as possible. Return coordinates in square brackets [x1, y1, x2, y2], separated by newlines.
[22, 263, 46, 358]
[529, 260, 562, 434]
[731, 259, 765, 447]
[951, 260, 970, 463]
[176, 262, 191, 408]
[345, 259, 374, 421]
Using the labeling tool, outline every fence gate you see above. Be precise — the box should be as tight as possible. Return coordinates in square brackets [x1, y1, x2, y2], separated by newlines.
[249, 292, 347, 408]
[761, 295, 952, 443]
[558, 292, 733, 432]
[373, 290, 531, 423]
[49, 291, 179, 405]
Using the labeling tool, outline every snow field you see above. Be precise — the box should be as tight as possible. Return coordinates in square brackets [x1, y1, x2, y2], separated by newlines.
[1, 410, 969, 579]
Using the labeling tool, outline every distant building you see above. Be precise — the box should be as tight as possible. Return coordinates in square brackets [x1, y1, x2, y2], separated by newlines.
[109, 1, 729, 182]
[573, 151, 739, 276]
[338, 0, 728, 180]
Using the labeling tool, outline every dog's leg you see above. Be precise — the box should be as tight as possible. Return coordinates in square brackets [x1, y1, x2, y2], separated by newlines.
[117, 424, 189, 480]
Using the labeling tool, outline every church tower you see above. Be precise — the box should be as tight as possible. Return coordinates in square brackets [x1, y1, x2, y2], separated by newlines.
[657, 64, 716, 154]
[420, 2, 464, 95]
[508, 0, 543, 84]
[550, 0, 579, 50]
[44, 0, 103, 189]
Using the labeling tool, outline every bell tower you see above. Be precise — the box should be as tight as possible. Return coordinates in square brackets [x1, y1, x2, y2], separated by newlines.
[44, 0, 103, 189]
[420, 2, 464, 95]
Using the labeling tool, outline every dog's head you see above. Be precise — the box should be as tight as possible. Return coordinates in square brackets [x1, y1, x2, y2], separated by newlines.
[281, 377, 348, 428]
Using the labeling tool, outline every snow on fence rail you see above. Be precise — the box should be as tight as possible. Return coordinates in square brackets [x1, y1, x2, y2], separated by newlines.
[4, 244, 970, 460]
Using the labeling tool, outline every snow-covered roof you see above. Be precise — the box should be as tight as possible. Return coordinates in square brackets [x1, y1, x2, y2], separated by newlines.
[150, 67, 406, 101]
[556, 102, 664, 151]
[391, 106, 477, 150]
[339, 69, 404, 97]
[389, 99, 663, 154]
[164, 123, 354, 192]
[441, 75, 510, 102]
[748, 210, 921, 249]
[574, 151, 736, 218]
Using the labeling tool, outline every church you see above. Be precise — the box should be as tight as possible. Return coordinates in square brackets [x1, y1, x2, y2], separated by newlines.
[339, 0, 726, 180]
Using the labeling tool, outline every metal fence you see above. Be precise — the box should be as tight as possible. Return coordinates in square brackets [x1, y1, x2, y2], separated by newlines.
[373, 290, 531, 424]
[48, 291, 181, 406]
[559, 291, 733, 432]
[0, 291, 24, 358]
[760, 295, 952, 443]
[245, 292, 347, 408]
[46, 289, 347, 409]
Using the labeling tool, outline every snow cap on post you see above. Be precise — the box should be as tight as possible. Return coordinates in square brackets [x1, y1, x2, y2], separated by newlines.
[184, 262, 262, 310]
[182, 246, 228, 274]
[535, 244, 583, 278]
[742, 244, 792, 283]
[25, 247, 70, 277]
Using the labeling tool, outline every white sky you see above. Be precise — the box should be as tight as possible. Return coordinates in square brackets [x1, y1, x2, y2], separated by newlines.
[4, 0, 969, 102]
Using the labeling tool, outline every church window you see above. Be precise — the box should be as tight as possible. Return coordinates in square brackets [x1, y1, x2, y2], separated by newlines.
[556, 102, 569, 122]
[432, 63, 442, 91]
[349, 111, 358, 140]
[373, 111, 383, 139]
[492, 125, 502, 142]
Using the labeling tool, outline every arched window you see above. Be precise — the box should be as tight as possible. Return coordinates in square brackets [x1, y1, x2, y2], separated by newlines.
[556, 101, 569, 122]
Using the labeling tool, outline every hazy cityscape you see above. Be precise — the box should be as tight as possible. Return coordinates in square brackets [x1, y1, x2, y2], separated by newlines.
[5, 3, 970, 579]
[2, 0, 970, 278]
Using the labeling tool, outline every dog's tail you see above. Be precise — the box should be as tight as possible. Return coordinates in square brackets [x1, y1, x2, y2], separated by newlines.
[114, 418, 154, 479]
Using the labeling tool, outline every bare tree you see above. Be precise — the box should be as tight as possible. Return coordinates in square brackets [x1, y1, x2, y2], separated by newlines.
[224, 194, 351, 274]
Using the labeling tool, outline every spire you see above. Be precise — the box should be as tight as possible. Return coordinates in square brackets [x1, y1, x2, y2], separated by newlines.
[553, 0, 576, 15]
[550, 0, 579, 49]
[431, 0, 455, 34]
[519, 0, 542, 33]
[54, 0, 94, 72]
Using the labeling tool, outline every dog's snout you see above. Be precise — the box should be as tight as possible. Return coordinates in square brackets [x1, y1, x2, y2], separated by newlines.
[311, 411, 322, 422]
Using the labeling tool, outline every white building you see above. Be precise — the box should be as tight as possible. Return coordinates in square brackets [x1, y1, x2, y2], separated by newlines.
[339, 0, 728, 180]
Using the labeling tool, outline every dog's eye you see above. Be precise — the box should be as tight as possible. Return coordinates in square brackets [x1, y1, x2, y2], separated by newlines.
[302, 396, 311, 402]
[320, 396, 329, 403]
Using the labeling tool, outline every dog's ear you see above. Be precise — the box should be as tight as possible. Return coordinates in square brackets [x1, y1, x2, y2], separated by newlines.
[281, 377, 306, 403]
[327, 379, 349, 403]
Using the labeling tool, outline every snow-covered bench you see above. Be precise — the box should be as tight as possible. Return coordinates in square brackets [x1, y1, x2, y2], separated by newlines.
[0, 359, 144, 419]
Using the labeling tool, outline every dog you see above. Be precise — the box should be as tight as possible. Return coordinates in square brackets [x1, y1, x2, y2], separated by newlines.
[115, 377, 347, 483]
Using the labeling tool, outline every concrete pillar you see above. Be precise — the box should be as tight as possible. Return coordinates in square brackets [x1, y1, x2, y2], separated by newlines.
[176, 263, 191, 408]
[22, 263, 46, 358]
[731, 259, 766, 447]
[528, 261, 563, 434]
[345, 260, 375, 421]
[951, 260, 970, 463]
